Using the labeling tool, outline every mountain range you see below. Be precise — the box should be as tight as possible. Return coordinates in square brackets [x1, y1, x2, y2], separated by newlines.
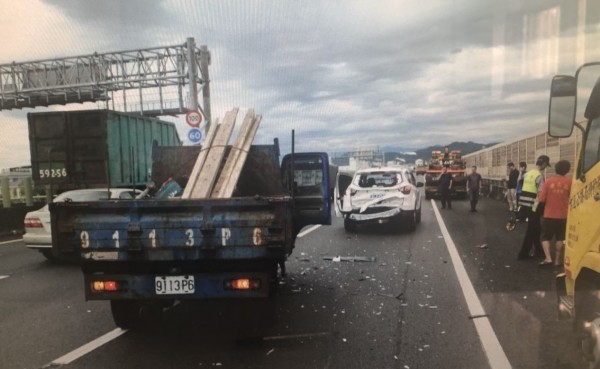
[384, 141, 493, 163]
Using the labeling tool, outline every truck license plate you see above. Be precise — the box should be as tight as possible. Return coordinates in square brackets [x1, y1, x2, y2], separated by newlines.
[155, 276, 195, 295]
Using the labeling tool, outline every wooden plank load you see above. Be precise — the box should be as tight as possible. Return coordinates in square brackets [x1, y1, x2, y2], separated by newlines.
[182, 108, 262, 199]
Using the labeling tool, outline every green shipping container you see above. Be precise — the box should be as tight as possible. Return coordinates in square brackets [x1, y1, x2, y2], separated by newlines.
[28, 109, 181, 190]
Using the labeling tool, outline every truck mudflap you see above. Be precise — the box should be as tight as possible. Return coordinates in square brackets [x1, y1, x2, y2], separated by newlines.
[85, 271, 271, 300]
[556, 273, 573, 320]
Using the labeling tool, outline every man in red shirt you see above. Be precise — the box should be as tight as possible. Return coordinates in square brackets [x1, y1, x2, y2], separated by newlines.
[538, 160, 572, 266]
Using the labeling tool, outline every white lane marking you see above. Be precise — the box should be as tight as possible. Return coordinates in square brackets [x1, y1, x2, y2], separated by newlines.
[431, 200, 511, 369]
[297, 225, 321, 238]
[0, 275, 9, 280]
[0, 239, 21, 246]
[49, 328, 128, 366]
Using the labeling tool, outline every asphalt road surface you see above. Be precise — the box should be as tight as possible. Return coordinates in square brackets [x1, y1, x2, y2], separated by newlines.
[0, 197, 587, 369]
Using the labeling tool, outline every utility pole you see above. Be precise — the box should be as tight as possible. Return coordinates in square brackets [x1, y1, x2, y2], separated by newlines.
[186, 37, 199, 112]
[200, 44, 212, 134]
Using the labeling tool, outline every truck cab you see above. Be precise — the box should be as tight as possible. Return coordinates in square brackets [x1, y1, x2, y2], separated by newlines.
[548, 64, 600, 367]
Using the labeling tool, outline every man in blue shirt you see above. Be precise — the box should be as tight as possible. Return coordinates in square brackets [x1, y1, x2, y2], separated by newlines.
[466, 166, 482, 212]
[438, 166, 453, 209]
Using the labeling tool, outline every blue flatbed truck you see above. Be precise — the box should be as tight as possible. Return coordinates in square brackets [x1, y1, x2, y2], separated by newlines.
[50, 143, 331, 328]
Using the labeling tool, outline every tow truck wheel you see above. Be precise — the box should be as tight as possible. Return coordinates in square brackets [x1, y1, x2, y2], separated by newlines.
[575, 276, 600, 368]
[344, 218, 357, 232]
[111, 300, 142, 329]
[582, 317, 600, 369]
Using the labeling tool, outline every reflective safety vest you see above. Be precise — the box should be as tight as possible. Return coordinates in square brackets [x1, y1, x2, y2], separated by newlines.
[518, 168, 542, 208]
[522, 168, 542, 194]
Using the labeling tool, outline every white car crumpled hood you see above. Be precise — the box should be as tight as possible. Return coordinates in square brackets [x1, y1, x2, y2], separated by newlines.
[342, 189, 409, 213]
[356, 193, 404, 213]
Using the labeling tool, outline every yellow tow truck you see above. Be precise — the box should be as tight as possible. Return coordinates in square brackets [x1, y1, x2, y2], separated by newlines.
[549, 63, 600, 367]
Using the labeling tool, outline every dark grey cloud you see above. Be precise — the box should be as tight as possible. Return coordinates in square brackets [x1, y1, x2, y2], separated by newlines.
[1, 0, 599, 169]
[42, 0, 170, 29]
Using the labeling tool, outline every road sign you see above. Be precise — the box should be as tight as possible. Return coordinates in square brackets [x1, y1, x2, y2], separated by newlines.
[188, 128, 202, 143]
[186, 110, 203, 127]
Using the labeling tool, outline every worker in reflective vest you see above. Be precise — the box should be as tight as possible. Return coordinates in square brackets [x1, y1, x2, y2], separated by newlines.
[517, 155, 550, 260]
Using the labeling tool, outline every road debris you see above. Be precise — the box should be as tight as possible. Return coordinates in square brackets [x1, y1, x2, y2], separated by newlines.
[266, 349, 275, 356]
[262, 332, 330, 341]
[468, 314, 489, 320]
[377, 292, 403, 300]
[323, 256, 376, 262]
[477, 243, 488, 249]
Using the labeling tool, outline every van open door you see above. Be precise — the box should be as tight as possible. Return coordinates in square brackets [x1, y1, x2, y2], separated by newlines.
[281, 152, 331, 233]
[334, 170, 354, 217]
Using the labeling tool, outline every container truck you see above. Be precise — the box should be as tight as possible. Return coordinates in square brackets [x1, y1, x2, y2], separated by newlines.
[28, 109, 181, 192]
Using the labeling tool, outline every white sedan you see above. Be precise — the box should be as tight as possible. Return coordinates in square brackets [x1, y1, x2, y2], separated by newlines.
[23, 188, 140, 260]
[335, 167, 423, 232]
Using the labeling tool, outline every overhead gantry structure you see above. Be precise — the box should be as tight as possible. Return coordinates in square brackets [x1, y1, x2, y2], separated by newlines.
[0, 37, 211, 122]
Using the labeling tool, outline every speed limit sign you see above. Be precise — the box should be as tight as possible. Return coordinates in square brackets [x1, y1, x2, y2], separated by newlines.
[185, 110, 202, 128]
[188, 128, 202, 143]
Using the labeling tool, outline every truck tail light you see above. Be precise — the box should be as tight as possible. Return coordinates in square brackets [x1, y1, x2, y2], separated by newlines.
[399, 185, 411, 195]
[24, 218, 43, 228]
[92, 280, 120, 292]
[224, 278, 261, 290]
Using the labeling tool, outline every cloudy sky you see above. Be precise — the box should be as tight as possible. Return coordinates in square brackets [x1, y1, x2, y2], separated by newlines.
[1, 0, 599, 169]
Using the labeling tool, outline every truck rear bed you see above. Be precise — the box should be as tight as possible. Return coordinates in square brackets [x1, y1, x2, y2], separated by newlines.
[51, 196, 293, 300]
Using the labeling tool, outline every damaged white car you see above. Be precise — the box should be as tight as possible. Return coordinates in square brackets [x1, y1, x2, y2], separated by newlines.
[335, 167, 423, 232]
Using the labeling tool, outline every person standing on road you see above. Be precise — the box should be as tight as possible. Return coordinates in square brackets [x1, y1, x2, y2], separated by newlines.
[517, 155, 550, 260]
[438, 166, 453, 209]
[506, 162, 519, 212]
[516, 161, 527, 221]
[538, 160, 572, 266]
[466, 166, 482, 212]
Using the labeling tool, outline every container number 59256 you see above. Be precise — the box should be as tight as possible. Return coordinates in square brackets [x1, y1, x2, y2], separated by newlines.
[39, 168, 67, 178]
